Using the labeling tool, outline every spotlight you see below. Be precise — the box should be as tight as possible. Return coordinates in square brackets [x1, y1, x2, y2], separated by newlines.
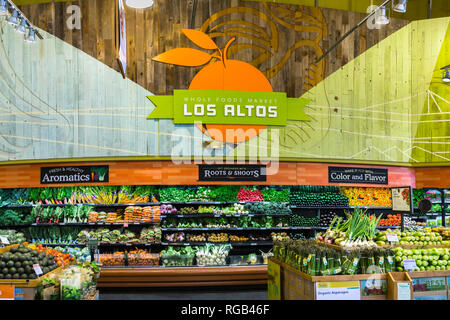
[16, 18, 27, 34]
[125, 0, 154, 9]
[442, 66, 450, 83]
[25, 28, 36, 43]
[0, 0, 8, 16]
[393, 0, 408, 13]
[375, 6, 390, 25]
[7, 9, 19, 26]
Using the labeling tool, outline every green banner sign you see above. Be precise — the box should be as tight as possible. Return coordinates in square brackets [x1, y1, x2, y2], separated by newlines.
[147, 90, 310, 125]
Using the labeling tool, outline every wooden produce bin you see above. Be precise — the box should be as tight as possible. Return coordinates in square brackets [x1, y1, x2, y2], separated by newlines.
[409, 270, 450, 300]
[387, 272, 413, 300]
[271, 257, 387, 300]
[0, 244, 66, 300]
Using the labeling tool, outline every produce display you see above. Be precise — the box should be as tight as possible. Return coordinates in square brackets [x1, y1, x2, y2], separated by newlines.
[319, 212, 338, 228]
[260, 188, 290, 203]
[28, 226, 82, 245]
[316, 208, 381, 248]
[0, 188, 31, 206]
[31, 205, 93, 224]
[139, 227, 162, 243]
[244, 202, 291, 215]
[377, 214, 401, 227]
[0, 209, 34, 226]
[341, 187, 392, 207]
[178, 207, 198, 214]
[224, 203, 249, 215]
[394, 247, 450, 271]
[160, 246, 196, 266]
[273, 240, 396, 276]
[0, 230, 26, 245]
[117, 186, 158, 203]
[187, 233, 207, 242]
[196, 244, 231, 266]
[160, 204, 177, 214]
[77, 228, 162, 244]
[288, 215, 320, 227]
[413, 189, 425, 207]
[127, 249, 159, 266]
[271, 232, 290, 241]
[0, 244, 70, 280]
[164, 232, 185, 242]
[237, 188, 264, 201]
[97, 252, 125, 266]
[290, 186, 349, 207]
[208, 233, 229, 242]
[229, 235, 249, 242]
[433, 227, 450, 241]
[425, 189, 442, 203]
[53, 246, 91, 263]
[374, 228, 446, 246]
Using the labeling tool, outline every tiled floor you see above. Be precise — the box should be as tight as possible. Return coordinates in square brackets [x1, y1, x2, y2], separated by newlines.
[99, 286, 268, 300]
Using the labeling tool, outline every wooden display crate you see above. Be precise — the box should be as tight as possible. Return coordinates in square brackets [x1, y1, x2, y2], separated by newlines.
[270, 257, 450, 300]
[387, 272, 413, 300]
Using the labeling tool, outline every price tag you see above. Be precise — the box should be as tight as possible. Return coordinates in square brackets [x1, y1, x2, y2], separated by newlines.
[33, 264, 43, 276]
[260, 228, 266, 230]
[88, 238, 99, 251]
[124, 223, 128, 228]
[183, 243, 189, 246]
[250, 243, 257, 246]
[0, 236, 9, 245]
[178, 228, 185, 231]
[403, 259, 417, 270]
[213, 215, 221, 218]
[387, 233, 399, 242]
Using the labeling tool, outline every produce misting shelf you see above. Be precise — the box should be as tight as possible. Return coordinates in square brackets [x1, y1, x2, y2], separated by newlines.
[161, 227, 327, 232]
[161, 214, 290, 218]
[161, 241, 274, 246]
[97, 264, 268, 287]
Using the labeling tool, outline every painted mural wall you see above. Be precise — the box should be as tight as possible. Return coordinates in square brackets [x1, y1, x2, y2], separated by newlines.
[0, 3, 448, 165]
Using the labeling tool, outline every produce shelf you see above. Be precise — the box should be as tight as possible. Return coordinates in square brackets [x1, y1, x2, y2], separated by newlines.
[161, 213, 290, 218]
[160, 241, 273, 246]
[28, 222, 160, 227]
[161, 227, 326, 231]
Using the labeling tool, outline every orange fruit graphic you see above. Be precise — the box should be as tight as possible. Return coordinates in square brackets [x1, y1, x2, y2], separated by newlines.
[153, 29, 273, 144]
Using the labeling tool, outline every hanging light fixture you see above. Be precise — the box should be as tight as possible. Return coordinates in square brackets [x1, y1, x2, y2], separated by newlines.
[7, 9, 19, 26]
[125, 0, 154, 9]
[0, 0, 8, 16]
[25, 28, 36, 43]
[375, 6, 390, 25]
[392, 0, 408, 13]
[16, 18, 28, 34]
[442, 66, 450, 83]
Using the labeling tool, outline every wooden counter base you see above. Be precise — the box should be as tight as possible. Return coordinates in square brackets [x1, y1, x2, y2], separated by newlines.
[97, 265, 268, 288]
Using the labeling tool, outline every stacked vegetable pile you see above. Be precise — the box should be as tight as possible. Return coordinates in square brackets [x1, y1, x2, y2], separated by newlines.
[432, 227, 450, 241]
[0, 188, 31, 206]
[0, 209, 34, 226]
[139, 227, 161, 243]
[237, 188, 263, 201]
[160, 204, 177, 214]
[273, 240, 395, 276]
[161, 246, 196, 266]
[0, 230, 26, 245]
[224, 203, 249, 215]
[164, 232, 185, 242]
[28, 226, 82, 245]
[316, 208, 381, 248]
[0, 244, 66, 280]
[117, 186, 158, 203]
[340, 187, 392, 207]
[127, 249, 159, 266]
[77, 229, 140, 244]
[260, 187, 290, 203]
[288, 215, 320, 227]
[394, 247, 450, 272]
[53, 246, 91, 263]
[374, 229, 446, 246]
[377, 214, 401, 227]
[196, 243, 231, 266]
[159, 188, 191, 202]
[290, 186, 349, 207]
[319, 211, 338, 228]
[30, 205, 93, 224]
[244, 202, 291, 215]
[413, 189, 425, 208]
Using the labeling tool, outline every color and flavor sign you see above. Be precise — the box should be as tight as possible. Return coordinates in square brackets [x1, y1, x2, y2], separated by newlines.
[328, 167, 388, 185]
[147, 90, 310, 125]
[40, 166, 109, 184]
[315, 281, 361, 300]
[198, 164, 266, 182]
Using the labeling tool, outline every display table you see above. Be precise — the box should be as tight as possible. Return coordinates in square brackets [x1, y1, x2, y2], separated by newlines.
[98, 265, 268, 287]
[268, 257, 450, 300]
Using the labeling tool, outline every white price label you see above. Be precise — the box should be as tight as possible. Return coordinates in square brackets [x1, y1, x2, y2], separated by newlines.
[403, 259, 417, 270]
[0, 236, 9, 244]
[33, 264, 43, 276]
[386, 233, 399, 242]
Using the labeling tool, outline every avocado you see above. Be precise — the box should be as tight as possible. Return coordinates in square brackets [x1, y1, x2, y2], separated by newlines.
[11, 255, 19, 262]
[28, 273, 37, 279]
[14, 261, 22, 268]
[31, 251, 38, 257]
[10, 247, 18, 253]
[1, 267, 8, 274]
[19, 273, 28, 279]
[17, 267, 24, 274]
[12, 273, 19, 279]
[0, 261, 5, 268]
[3, 252, 11, 260]
[38, 252, 46, 259]
[19, 248, 27, 254]
[9, 267, 17, 274]
[0, 273, 3, 278]
[24, 266, 32, 274]
[18, 244, 25, 249]
[31, 257, 38, 264]
[42, 267, 49, 274]
[6, 261, 14, 268]
[4, 274, 11, 279]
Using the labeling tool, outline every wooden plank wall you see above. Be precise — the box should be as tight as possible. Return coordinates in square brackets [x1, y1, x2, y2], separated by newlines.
[19, 0, 408, 98]
[0, 161, 416, 188]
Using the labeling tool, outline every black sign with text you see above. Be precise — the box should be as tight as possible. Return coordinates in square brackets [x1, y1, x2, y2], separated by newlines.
[198, 165, 266, 182]
[328, 166, 388, 185]
[40, 166, 109, 184]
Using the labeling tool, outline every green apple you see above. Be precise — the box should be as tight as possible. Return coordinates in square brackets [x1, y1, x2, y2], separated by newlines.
[420, 266, 425, 271]
[416, 260, 423, 266]
[432, 260, 438, 266]
[423, 261, 429, 267]
[430, 266, 436, 271]
[442, 260, 448, 266]
[436, 266, 441, 271]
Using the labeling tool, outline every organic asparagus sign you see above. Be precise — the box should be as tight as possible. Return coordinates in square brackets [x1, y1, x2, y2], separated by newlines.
[40, 166, 109, 184]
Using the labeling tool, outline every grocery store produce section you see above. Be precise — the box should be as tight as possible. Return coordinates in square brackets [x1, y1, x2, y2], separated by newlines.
[0, 185, 449, 288]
